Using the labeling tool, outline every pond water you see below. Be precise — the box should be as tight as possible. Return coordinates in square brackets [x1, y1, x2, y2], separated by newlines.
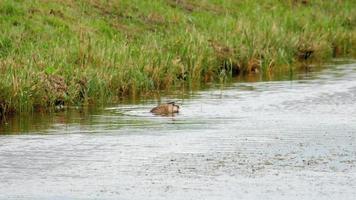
[0, 61, 355, 200]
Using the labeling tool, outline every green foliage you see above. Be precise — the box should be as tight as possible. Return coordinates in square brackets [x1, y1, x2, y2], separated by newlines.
[44, 66, 56, 75]
[0, 37, 12, 58]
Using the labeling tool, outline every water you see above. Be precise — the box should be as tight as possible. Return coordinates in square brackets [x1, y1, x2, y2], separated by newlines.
[1, 61, 356, 200]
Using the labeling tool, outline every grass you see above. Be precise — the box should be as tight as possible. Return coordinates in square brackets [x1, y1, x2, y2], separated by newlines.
[0, 0, 355, 118]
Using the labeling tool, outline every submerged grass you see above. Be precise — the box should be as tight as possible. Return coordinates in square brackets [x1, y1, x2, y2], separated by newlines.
[0, 0, 355, 118]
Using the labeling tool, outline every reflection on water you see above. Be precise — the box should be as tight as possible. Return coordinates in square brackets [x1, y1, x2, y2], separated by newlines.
[0, 60, 356, 200]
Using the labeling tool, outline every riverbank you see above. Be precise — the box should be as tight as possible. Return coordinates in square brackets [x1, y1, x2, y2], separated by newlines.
[0, 0, 355, 118]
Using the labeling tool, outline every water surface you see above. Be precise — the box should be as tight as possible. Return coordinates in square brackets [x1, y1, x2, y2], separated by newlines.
[0, 61, 356, 200]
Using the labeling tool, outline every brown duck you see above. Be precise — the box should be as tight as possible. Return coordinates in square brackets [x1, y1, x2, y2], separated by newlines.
[150, 102, 180, 115]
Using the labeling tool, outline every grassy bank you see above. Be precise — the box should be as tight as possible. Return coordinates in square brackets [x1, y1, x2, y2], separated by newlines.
[0, 0, 355, 118]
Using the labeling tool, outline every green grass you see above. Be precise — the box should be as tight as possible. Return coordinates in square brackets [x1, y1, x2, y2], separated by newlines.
[0, 0, 355, 117]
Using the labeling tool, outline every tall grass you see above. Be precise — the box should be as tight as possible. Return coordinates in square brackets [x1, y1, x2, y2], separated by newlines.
[0, 0, 355, 117]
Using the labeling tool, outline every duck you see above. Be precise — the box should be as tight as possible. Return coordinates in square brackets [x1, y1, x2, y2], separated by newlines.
[150, 101, 180, 115]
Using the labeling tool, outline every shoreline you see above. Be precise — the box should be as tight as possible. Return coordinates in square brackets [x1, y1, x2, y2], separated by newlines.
[0, 0, 355, 119]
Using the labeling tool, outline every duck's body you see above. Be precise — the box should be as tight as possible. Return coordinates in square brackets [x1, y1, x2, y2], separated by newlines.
[150, 102, 180, 115]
